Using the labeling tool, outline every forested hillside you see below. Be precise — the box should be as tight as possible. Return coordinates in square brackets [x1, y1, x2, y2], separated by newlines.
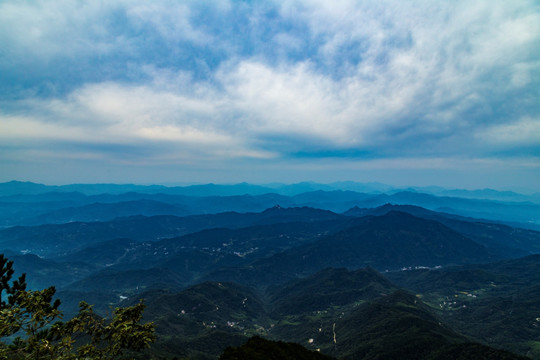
[1, 182, 539, 359]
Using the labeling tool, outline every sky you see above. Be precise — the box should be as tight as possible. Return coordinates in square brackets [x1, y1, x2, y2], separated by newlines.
[0, 1, 539, 191]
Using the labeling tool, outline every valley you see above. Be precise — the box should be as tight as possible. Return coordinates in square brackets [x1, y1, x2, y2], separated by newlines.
[1, 181, 540, 359]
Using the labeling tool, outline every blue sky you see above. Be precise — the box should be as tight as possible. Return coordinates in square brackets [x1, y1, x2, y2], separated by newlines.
[1, 1, 539, 191]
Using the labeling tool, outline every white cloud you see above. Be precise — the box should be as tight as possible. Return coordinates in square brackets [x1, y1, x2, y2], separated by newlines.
[0, 0, 221, 64]
[480, 117, 540, 146]
[0, 79, 279, 163]
[0, 114, 89, 141]
[0, 1, 129, 60]
[1, 0, 539, 182]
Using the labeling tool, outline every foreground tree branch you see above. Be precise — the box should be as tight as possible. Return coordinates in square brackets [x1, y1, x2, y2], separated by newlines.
[0, 254, 155, 359]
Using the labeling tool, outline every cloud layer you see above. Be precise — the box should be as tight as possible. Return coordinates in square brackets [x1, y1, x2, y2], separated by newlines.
[1, 0, 539, 188]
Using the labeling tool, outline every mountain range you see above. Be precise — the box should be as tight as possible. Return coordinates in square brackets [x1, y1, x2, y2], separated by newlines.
[1, 181, 539, 230]
[1, 181, 540, 359]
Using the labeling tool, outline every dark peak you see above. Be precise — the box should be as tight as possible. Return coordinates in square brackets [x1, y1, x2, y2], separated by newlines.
[361, 265, 384, 276]
[373, 289, 418, 307]
[342, 206, 369, 216]
[362, 210, 456, 234]
[369, 210, 420, 222]
[385, 209, 416, 217]
[370, 203, 399, 212]
[263, 205, 282, 212]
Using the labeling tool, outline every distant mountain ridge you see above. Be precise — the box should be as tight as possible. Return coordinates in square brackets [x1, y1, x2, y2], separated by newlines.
[3, 180, 538, 200]
[1, 181, 539, 231]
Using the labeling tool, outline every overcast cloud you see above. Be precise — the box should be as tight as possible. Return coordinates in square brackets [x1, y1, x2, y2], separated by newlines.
[0, 0, 539, 189]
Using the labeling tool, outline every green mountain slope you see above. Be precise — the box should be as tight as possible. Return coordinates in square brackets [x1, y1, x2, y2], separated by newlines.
[313, 290, 525, 360]
[269, 267, 396, 316]
[139, 281, 268, 359]
[204, 212, 495, 288]
[387, 255, 540, 357]
[0, 207, 347, 257]
[346, 204, 540, 256]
